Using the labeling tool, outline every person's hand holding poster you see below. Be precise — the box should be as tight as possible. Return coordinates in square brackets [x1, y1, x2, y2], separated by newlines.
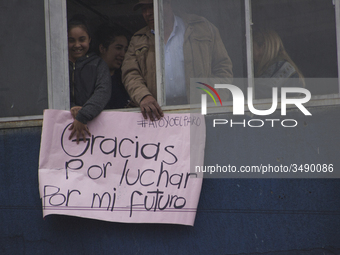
[39, 110, 205, 226]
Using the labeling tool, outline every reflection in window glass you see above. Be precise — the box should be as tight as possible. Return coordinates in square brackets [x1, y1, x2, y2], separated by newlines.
[0, 1, 48, 118]
[162, 0, 246, 105]
[252, 0, 338, 97]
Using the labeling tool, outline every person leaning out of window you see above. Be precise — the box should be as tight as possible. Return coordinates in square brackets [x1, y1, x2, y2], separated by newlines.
[67, 14, 111, 143]
[95, 24, 136, 109]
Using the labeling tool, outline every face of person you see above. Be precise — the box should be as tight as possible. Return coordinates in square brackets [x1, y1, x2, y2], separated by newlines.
[68, 26, 91, 63]
[100, 36, 128, 74]
[142, 4, 154, 30]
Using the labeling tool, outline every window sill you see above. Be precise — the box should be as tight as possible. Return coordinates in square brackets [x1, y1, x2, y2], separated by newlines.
[1, 94, 340, 129]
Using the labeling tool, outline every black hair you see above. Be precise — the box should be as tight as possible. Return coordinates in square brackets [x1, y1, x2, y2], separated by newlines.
[94, 23, 131, 55]
[67, 14, 92, 39]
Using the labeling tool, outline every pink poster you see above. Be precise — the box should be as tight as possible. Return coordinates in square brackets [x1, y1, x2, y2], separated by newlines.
[39, 110, 205, 226]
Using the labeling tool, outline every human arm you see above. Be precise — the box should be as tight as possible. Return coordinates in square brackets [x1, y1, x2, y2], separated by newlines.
[121, 33, 153, 104]
[68, 106, 91, 144]
[75, 58, 112, 124]
[70, 106, 82, 119]
[121, 30, 163, 120]
[69, 58, 111, 143]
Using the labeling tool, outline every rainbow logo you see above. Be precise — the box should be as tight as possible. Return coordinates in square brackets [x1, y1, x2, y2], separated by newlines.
[196, 82, 223, 106]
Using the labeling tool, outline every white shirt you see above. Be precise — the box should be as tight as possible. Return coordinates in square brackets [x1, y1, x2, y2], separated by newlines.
[164, 15, 186, 105]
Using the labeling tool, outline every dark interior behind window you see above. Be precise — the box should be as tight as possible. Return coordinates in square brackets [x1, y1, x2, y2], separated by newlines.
[0, 1, 48, 118]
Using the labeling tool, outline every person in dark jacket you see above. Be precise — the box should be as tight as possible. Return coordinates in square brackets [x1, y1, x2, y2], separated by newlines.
[95, 24, 135, 109]
[67, 15, 111, 143]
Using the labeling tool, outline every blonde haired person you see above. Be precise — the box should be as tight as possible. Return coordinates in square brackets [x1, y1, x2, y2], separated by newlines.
[253, 29, 304, 98]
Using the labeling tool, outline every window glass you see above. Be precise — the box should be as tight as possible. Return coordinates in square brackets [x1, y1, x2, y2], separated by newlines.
[66, 0, 144, 109]
[252, 0, 338, 98]
[161, 0, 246, 106]
[67, 0, 143, 37]
[0, 1, 48, 118]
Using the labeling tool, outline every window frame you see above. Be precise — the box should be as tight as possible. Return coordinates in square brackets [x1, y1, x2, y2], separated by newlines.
[0, 0, 69, 128]
[154, 0, 340, 113]
[243, 0, 340, 110]
[44, 0, 70, 112]
[1, 0, 340, 129]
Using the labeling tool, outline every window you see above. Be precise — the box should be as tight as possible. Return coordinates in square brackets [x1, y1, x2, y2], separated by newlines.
[2, 0, 340, 124]
[157, 0, 246, 107]
[155, 0, 340, 111]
